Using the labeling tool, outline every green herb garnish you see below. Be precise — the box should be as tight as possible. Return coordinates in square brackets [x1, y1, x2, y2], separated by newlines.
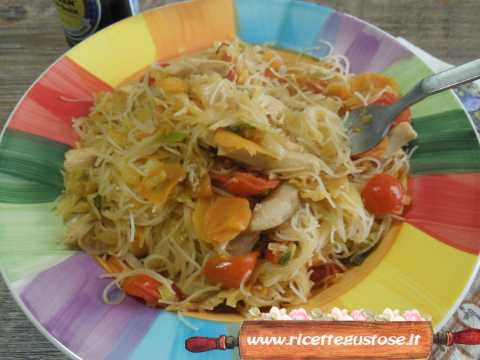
[279, 250, 291, 265]
[176, 193, 192, 204]
[345, 242, 377, 266]
[93, 194, 102, 210]
[160, 131, 187, 144]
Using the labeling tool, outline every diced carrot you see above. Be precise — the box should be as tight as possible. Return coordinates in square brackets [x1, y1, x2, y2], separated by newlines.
[264, 50, 284, 70]
[194, 174, 213, 198]
[137, 162, 186, 206]
[351, 73, 400, 96]
[96, 256, 127, 274]
[325, 82, 352, 100]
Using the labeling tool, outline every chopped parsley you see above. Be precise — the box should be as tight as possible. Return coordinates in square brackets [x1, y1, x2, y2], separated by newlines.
[279, 250, 291, 265]
[160, 131, 187, 144]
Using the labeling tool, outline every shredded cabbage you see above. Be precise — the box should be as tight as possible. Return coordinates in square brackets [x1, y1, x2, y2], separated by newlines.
[57, 40, 410, 312]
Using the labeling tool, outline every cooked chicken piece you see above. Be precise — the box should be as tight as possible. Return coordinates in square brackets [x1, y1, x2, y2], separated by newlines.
[249, 183, 300, 232]
[385, 122, 418, 157]
[64, 148, 97, 171]
[271, 151, 320, 171]
[259, 133, 287, 159]
[352, 122, 417, 160]
[226, 232, 260, 256]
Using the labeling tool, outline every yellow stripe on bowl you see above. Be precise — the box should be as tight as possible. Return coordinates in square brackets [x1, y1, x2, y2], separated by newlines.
[66, 15, 156, 87]
[313, 223, 477, 327]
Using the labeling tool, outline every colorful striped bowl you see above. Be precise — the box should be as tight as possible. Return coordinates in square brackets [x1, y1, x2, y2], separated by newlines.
[1, 0, 479, 359]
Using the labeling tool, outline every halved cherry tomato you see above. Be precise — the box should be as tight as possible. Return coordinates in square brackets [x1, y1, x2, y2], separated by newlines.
[373, 92, 412, 127]
[211, 171, 280, 197]
[123, 274, 162, 307]
[361, 173, 405, 215]
[204, 252, 259, 289]
[123, 275, 184, 307]
[309, 263, 343, 286]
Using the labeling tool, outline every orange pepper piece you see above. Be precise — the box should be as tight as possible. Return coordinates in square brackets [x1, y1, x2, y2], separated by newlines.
[193, 195, 251, 244]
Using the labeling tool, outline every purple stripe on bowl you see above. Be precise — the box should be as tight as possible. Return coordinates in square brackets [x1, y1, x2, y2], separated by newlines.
[328, 12, 412, 74]
[329, 12, 366, 55]
[318, 11, 341, 45]
[20, 254, 159, 359]
[365, 36, 413, 73]
[345, 31, 381, 73]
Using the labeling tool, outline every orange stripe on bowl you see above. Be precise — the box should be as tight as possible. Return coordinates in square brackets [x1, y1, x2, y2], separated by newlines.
[143, 0, 236, 61]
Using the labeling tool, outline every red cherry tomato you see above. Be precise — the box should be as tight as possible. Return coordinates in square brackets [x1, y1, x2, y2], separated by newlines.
[361, 173, 405, 215]
[373, 92, 412, 127]
[122, 274, 183, 307]
[204, 252, 258, 289]
[123, 274, 162, 307]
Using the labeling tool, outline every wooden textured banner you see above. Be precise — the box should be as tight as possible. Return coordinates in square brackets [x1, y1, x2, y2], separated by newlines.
[238, 321, 432, 359]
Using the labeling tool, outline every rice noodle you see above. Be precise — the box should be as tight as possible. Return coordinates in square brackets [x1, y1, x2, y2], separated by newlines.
[57, 40, 411, 312]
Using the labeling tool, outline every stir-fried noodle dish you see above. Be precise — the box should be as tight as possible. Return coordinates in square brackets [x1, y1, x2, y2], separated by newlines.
[57, 41, 417, 313]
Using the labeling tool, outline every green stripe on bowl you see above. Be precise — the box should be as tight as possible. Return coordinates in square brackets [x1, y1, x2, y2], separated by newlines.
[409, 110, 480, 175]
[0, 129, 69, 203]
[383, 57, 460, 118]
[384, 58, 480, 175]
[0, 202, 74, 282]
[0, 173, 63, 204]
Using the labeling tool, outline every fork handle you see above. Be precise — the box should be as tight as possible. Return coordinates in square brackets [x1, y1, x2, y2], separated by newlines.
[394, 58, 480, 112]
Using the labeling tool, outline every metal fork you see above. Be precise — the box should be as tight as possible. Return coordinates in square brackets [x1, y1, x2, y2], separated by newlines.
[346, 59, 480, 156]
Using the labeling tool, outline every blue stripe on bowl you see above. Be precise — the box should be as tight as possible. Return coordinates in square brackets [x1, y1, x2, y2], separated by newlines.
[235, 0, 334, 52]
[129, 311, 240, 360]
